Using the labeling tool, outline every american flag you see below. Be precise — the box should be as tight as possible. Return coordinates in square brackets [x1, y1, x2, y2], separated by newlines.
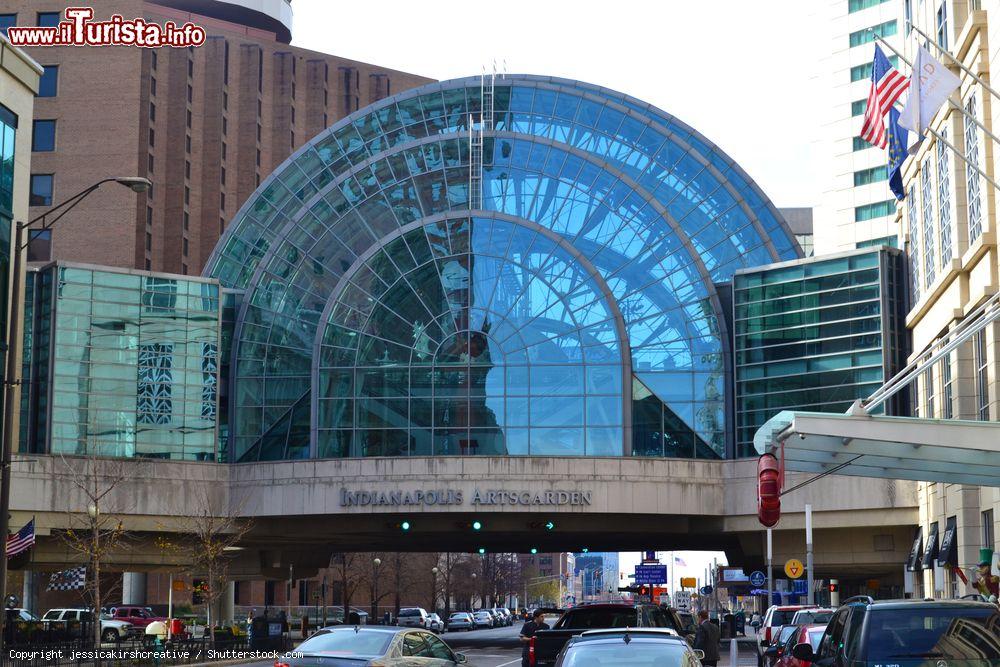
[6, 519, 35, 558]
[861, 45, 909, 149]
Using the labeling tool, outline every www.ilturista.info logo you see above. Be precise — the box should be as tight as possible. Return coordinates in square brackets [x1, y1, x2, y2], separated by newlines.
[6, 7, 206, 48]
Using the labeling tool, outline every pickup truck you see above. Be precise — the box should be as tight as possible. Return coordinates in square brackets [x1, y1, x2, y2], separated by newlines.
[529, 603, 688, 667]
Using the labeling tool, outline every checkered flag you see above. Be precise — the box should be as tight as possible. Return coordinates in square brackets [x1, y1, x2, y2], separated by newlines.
[47, 566, 86, 591]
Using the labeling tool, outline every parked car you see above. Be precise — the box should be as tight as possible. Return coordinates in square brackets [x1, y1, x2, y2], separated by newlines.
[107, 606, 166, 631]
[472, 610, 494, 629]
[531, 603, 688, 667]
[552, 629, 702, 667]
[446, 612, 474, 631]
[789, 608, 835, 626]
[278, 625, 467, 666]
[42, 608, 136, 643]
[7, 608, 39, 622]
[426, 613, 444, 632]
[757, 606, 813, 667]
[791, 599, 1000, 666]
[492, 607, 511, 626]
[774, 624, 826, 667]
[397, 607, 430, 629]
[762, 625, 799, 667]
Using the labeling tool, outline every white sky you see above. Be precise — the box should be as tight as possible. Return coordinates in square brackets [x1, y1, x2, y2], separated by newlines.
[291, 0, 825, 207]
[619, 551, 729, 592]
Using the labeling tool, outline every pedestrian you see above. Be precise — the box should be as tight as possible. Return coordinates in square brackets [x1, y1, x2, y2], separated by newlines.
[519, 610, 549, 667]
[693, 610, 721, 667]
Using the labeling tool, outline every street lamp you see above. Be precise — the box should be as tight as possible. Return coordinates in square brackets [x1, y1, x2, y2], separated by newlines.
[430, 566, 438, 612]
[471, 572, 478, 608]
[0, 176, 150, 654]
[372, 558, 382, 622]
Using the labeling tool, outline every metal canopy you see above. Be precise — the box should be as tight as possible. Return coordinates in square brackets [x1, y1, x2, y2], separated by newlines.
[754, 409, 1000, 487]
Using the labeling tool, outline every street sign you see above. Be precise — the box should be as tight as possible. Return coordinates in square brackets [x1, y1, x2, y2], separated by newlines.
[674, 590, 692, 611]
[700, 585, 713, 595]
[749, 571, 767, 587]
[634, 564, 667, 585]
[792, 579, 808, 595]
[680, 577, 697, 589]
[784, 559, 804, 579]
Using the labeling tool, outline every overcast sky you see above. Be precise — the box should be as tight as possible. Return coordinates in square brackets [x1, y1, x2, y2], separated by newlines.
[292, 0, 825, 207]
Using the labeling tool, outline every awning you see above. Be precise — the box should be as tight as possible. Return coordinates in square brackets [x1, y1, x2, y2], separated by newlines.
[923, 523, 939, 569]
[906, 527, 923, 572]
[754, 409, 1000, 486]
[938, 516, 958, 568]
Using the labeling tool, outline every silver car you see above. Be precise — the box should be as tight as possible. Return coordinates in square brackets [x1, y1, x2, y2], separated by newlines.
[427, 613, 444, 632]
[290, 626, 467, 666]
[472, 611, 493, 628]
[397, 607, 430, 629]
[554, 629, 702, 667]
[447, 612, 474, 631]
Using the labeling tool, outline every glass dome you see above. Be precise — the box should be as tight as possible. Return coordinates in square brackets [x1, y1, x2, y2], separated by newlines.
[205, 74, 800, 461]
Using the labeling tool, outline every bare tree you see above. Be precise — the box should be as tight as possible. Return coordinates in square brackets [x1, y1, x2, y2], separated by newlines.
[331, 553, 365, 621]
[56, 455, 141, 652]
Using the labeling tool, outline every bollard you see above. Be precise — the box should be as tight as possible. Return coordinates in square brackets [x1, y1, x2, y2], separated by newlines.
[730, 638, 738, 667]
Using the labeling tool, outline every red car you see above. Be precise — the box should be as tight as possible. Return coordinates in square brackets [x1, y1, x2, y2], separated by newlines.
[107, 606, 167, 630]
[775, 624, 827, 667]
[756, 606, 814, 667]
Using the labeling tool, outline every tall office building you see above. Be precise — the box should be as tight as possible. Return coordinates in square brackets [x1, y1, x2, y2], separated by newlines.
[4, 1, 432, 274]
[815, 0, 905, 254]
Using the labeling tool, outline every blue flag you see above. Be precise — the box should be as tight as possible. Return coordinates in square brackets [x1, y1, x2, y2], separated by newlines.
[887, 107, 909, 201]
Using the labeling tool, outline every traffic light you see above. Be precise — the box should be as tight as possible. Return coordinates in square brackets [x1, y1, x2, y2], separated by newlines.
[530, 548, 538, 554]
[545, 521, 555, 530]
[395, 520, 411, 532]
[472, 520, 483, 531]
[828, 582, 839, 593]
[478, 547, 486, 554]
[581, 548, 589, 553]
[757, 453, 782, 527]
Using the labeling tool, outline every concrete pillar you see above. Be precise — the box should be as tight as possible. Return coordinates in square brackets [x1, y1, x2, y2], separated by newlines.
[21, 571, 38, 615]
[219, 581, 236, 625]
[122, 572, 147, 605]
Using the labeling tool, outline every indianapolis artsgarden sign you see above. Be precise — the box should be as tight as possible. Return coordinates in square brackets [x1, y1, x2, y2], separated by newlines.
[340, 488, 593, 508]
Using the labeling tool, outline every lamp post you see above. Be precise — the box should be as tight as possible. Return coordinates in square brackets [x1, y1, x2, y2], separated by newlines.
[430, 566, 438, 613]
[372, 558, 382, 622]
[0, 176, 150, 654]
[471, 573, 477, 608]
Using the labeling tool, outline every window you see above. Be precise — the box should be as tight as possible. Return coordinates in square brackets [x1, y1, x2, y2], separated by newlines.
[150, 77, 156, 96]
[975, 330, 989, 420]
[36, 12, 60, 27]
[854, 165, 888, 186]
[291, 107, 296, 124]
[186, 135, 191, 153]
[921, 157, 936, 288]
[851, 56, 898, 82]
[27, 230, 51, 262]
[257, 124, 262, 141]
[850, 20, 897, 48]
[186, 109, 192, 128]
[937, 133, 952, 264]
[150, 50, 157, 70]
[185, 161, 191, 179]
[856, 235, 898, 248]
[149, 102, 156, 121]
[942, 353, 953, 419]
[183, 212, 189, 230]
[984, 509, 995, 550]
[936, 1, 949, 50]
[187, 85, 192, 103]
[855, 200, 895, 221]
[223, 92, 228, 111]
[29, 174, 53, 206]
[256, 149, 261, 166]
[148, 128, 155, 147]
[964, 94, 983, 242]
[38, 66, 58, 97]
[851, 99, 867, 117]
[0, 14, 16, 38]
[148, 154, 154, 172]
[137, 343, 173, 425]
[184, 186, 190, 205]
[907, 185, 920, 303]
[223, 41, 229, 85]
[905, 0, 913, 32]
[145, 232, 152, 251]
[221, 142, 227, 160]
[853, 136, 871, 151]
[924, 368, 934, 418]
[183, 238, 189, 255]
[222, 117, 227, 135]
[221, 167, 226, 185]
[187, 59, 193, 78]
[220, 192, 226, 210]
[31, 120, 55, 151]
[146, 206, 153, 227]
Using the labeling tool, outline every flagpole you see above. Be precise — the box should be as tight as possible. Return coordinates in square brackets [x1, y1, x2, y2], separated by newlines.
[906, 21, 1000, 105]
[870, 32, 1000, 149]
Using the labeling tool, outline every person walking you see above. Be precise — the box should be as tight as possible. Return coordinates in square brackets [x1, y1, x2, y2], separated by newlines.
[519, 610, 550, 667]
[693, 610, 721, 667]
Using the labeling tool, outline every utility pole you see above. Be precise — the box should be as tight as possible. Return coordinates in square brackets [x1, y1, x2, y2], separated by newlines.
[767, 529, 773, 611]
[806, 504, 815, 605]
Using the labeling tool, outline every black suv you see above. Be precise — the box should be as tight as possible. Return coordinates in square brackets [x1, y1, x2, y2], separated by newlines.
[792, 598, 1000, 666]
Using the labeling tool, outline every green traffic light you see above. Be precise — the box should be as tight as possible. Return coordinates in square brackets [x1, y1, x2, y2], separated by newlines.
[478, 547, 486, 554]
[472, 520, 482, 531]
[530, 548, 538, 554]
[545, 521, 555, 530]
[581, 548, 589, 553]
[400, 521, 410, 531]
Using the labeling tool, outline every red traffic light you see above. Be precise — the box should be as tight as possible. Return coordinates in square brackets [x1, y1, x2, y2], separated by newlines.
[828, 582, 839, 593]
[757, 453, 781, 527]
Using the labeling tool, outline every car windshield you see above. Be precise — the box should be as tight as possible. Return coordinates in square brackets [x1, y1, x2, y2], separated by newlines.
[449, 614, 466, 619]
[795, 611, 833, 624]
[777, 626, 796, 643]
[564, 640, 689, 666]
[556, 609, 638, 630]
[769, 610, 796, 626]
[299, 630, 394, 657]
[865, 607, 1000, 661]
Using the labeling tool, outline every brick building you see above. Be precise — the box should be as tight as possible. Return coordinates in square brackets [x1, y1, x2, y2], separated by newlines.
[7, 0, 433, 274]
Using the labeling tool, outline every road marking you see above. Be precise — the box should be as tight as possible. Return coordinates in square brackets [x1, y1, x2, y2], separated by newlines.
[493, 660, 521, 667]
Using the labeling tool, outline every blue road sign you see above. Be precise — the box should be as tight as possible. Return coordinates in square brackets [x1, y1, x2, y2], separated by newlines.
[700, 585, 713, 595]
[793, 579, 808, 595]
[634, 564, 667, 585]
[749, 571, 767, 587]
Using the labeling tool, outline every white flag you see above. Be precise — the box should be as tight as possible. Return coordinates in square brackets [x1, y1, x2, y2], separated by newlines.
[899, 45, 961, 153]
